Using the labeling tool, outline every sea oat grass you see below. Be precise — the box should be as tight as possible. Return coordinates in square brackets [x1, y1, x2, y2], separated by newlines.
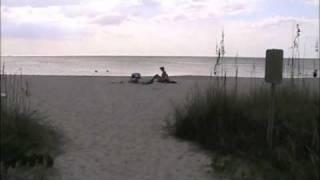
[168, 78, 319, 179]
[1, 71, 63, 180]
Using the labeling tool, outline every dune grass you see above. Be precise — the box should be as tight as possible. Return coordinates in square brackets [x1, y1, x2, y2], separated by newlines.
[0, 72, 63, 179]
[168, 77, 319, 179]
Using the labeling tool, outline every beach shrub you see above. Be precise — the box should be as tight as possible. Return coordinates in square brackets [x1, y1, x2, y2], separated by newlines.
[0, 73, 63, 179]
[168, 78, 319, 179]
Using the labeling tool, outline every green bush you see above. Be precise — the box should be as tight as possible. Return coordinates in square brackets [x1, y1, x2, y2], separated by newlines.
[168, 78, 319, 179]
[1, 74, 63, 179]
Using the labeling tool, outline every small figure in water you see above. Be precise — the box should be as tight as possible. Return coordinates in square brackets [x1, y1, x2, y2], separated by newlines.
[313, 69, 318, 78]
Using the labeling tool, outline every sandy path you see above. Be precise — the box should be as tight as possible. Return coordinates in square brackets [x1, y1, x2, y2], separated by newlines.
[26, 76, 215, 180]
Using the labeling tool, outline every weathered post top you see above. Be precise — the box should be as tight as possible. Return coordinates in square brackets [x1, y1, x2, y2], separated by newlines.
[265, 49, 283, 84]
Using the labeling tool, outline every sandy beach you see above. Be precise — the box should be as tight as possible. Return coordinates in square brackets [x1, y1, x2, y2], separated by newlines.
[21, 75, 319, 180]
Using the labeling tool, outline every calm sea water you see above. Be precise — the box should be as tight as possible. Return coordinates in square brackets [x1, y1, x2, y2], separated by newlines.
[1, 56, 319, 78]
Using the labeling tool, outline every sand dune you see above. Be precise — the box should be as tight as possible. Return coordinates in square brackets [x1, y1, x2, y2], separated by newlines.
[23, 76, 318, 180]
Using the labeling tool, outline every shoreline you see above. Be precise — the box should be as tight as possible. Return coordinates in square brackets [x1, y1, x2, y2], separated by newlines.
[4, 74, 320, 79]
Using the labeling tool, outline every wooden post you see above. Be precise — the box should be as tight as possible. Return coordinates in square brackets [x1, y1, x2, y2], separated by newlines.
[267, 83, 276, 148]
[265, 49, 283, 148]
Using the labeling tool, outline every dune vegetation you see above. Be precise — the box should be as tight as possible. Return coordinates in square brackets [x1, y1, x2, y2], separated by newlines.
[1, 73, 63, 180]
[168, 77, 319, 179]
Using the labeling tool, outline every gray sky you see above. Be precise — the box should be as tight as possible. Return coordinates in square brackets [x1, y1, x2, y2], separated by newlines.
[1, 0, 319, 57]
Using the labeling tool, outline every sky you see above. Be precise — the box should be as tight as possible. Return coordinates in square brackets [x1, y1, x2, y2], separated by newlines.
[1, 0, 319, 57]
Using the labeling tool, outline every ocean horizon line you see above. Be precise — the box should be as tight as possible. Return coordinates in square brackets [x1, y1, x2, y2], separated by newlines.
[1, 55, 319, 60]
[0, 55, 258, 58]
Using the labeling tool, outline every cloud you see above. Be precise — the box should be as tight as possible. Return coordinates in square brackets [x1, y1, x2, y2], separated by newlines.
[1, 0, 81, 7]
[2, 22, 81, 39]
[251, 16, 318, 28]
[116, 0, 162, 18]
[1, 6, 67, 24]
[1, 0, 318, 57]
[1, 0, 258, 28]
[83, 0, 163, 26]
[303, 0, 319, 5]
[187, 3, 206, 10]
[58, 0, 123, 18]
[279, 0, 319, 5]
[1, 6, 90, 39]
[223, 3, 248, 15]
[93, 14, 128, 26]
[173, 14, 188, 21]
[152, 0, 257, 23]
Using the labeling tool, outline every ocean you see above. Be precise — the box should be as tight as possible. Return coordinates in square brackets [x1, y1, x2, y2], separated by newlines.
[1, 56, 319, 78]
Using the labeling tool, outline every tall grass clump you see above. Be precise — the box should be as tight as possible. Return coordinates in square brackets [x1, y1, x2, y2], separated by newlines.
[1, 70, 63, 179]
[168, 78, 319, 179]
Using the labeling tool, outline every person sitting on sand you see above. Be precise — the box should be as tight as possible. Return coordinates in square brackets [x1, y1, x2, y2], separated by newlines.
[149, 67, 170, 83]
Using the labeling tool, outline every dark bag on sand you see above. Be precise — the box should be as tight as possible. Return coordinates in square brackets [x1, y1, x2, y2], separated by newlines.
[129, 73, 141, 83]
[131, 73, 141, 79]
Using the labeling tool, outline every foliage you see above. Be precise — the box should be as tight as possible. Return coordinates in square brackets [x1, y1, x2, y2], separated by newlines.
[1, 73, 63, 179]
[168, 78, 319, 179]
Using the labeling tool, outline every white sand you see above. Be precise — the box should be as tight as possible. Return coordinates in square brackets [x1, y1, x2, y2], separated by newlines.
[23, 76, 319, 180]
